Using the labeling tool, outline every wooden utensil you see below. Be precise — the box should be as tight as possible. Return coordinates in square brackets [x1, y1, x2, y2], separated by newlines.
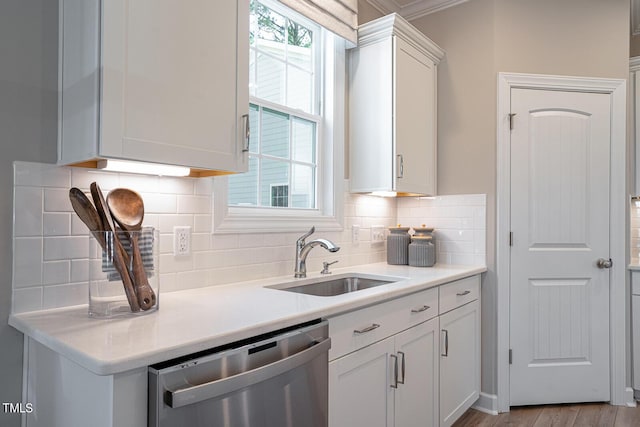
[106, 188, 156, 311]
[69, 187, 107, 250]
[90, 182, 141, 312]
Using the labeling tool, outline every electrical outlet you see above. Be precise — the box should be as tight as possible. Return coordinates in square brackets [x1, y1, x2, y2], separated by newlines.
[352, 225, 360, 244]
[371, 225, 385, 243]
[173, 226, 191, 256]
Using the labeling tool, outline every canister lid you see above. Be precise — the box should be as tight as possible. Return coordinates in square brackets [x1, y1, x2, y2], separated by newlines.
[411, 235, 433, 243]
[388, 224, 410, 233]
[413, 224, 434, 235]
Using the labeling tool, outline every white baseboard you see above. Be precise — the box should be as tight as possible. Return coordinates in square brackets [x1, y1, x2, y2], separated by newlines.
[472, 392, 499, 415]
[625, 387, 637, 407]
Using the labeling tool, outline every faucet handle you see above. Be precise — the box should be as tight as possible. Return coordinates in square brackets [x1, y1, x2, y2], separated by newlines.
[321, 260, 339, 274]
[297, 226, 315, 244]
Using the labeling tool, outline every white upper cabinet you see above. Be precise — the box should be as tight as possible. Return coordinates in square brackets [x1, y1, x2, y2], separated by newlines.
[58, 0, 249, 175]
[348, 14, 444, 195]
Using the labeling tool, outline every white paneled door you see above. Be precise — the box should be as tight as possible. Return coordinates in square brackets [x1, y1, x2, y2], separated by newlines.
[509, 88, 611, 405]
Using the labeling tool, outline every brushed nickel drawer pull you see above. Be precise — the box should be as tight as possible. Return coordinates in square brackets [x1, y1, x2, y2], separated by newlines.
[456, 290, 471, 296]
[354, 323, 380, 334]
[411, 305, 431, 313]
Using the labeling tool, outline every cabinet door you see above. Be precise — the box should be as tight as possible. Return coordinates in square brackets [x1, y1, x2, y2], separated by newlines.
[329, 337, 395, 427]
[394, 36, 436, 195]
[394, 318, 439, 427]
[439, 300, 480, 427]
[100, 0, 249, 172]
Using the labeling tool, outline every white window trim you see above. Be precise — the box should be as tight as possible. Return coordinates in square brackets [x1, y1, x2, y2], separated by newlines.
[213, 33, 345, 234]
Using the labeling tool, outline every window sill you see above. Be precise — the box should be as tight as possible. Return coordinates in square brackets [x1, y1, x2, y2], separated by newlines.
[213, 177, 344, 234]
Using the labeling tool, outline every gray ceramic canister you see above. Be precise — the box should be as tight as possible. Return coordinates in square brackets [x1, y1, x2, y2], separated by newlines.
[387, 225, 410, 265]
[409, 235, 436, 267]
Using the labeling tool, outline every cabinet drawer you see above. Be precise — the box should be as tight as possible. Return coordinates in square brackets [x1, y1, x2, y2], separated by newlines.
[328, 287, 438, 361]
[439, 275, 480, 314]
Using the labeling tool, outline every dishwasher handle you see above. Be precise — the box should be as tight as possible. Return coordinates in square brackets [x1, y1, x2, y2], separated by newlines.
[165, 336, 331, 409]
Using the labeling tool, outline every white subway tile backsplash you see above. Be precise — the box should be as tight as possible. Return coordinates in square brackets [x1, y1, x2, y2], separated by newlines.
[12, 161, 485, 314]
[43, 283, 88, 309]
[14, 187, 43, 237]
[43, 236, 88, 261]
[14, 238, 43, 287]
[43, 213, 71, 236]
[177, 195, 210, 214]
[71, 168, 120, 191]
[44, 188, 73, 212]
[42, 261, 70, 285]
[15, 162, 71, 188]
[13, 287, 43, 313]
[142, 193, 178, 213]
[158, 214, 194, 230]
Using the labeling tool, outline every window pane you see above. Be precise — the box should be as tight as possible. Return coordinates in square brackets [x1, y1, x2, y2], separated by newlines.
[262, 108, 289, 158]
[229, 157, 259, 206]
[252, 1, 286, 60]
[291, 164, 315, 209]
[248, 104, 259, 153]
[287, 66, 313, 113]
[292, 117, 315, 163]
[261, 159, 289, 207]
[286, 20, 313, 70]
[257, 52, 285, 104]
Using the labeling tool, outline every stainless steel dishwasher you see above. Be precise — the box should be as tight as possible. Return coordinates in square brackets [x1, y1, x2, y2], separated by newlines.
[148, 319, 330, 427]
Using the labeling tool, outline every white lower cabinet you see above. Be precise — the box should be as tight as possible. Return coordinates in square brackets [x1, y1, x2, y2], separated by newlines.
[328, 274, 481, 427]
[329, 318, 439, 427]
[439, 300, 481, 427]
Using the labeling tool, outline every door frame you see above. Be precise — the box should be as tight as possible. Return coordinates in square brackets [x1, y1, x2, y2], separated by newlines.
[496, 73, 628, 412]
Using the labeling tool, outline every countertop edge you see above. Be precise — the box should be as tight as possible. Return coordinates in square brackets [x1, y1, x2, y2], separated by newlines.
[10, 264, 487, 376]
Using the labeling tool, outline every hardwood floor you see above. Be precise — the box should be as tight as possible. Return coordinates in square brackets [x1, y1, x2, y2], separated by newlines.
[452, 403, 640, 426]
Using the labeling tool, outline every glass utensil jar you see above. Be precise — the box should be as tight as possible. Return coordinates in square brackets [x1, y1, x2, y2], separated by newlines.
[88, 227, 159, 318]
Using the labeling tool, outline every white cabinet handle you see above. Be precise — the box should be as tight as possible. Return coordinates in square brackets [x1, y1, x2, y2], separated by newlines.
[353, 323, 380, 334]
[411, 305, 430, 313]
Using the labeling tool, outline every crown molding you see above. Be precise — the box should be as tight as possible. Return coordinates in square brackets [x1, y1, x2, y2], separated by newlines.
[357, 13, 445, 63]
[366, 0, 468, 21]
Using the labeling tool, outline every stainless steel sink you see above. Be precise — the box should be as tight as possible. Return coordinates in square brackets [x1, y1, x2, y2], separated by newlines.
[267, 273, 404, 297]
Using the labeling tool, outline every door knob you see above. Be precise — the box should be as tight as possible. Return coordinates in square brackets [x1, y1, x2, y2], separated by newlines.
[596, 258, 612, 269]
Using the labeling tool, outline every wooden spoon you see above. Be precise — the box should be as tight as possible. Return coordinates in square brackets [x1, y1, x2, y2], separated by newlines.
[106, 188, 156, 311]
[90, 182, 141, 312]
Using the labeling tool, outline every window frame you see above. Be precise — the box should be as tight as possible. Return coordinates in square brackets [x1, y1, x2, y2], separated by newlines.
[213, 24, 345, 234]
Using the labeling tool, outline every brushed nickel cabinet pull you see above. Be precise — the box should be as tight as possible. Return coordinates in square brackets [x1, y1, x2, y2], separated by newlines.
[390, 354, 399, 389]
[241, 114, 250, 152]
[353, 323, 380, 334]
[411, 305, 430, 313]
[441, 329, 449, 357]
[456, 290, 471, 296]
[397, 351, 406, 385]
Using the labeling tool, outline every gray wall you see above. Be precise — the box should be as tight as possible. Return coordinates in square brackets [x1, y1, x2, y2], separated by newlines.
[0, 1, 58, 425]
[359, 0, 630, 399]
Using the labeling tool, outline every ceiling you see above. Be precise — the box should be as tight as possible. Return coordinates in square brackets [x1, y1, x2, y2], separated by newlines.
[366, 0, 469, 21]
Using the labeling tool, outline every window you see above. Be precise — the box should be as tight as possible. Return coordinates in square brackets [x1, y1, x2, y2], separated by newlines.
[214, 0, 345, 233]
[228, 0, 319, 209]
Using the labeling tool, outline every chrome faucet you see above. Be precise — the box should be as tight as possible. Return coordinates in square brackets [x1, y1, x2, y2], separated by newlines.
[295, 226, 340, 278]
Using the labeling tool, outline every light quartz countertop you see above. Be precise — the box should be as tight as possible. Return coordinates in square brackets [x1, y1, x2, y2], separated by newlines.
[629, 263, 640, 271]
[9, 262, 485, 376]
